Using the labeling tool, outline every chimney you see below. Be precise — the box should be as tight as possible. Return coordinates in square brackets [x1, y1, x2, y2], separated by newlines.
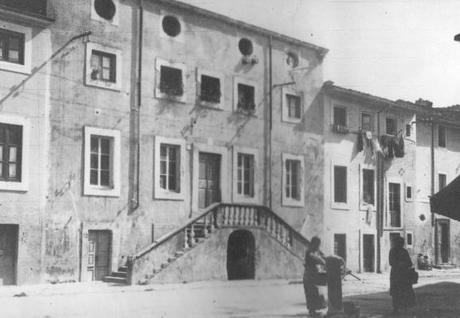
[415, 98, 433, 108]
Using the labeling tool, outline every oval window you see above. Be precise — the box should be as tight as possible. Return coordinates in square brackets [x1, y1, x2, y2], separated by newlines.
[239, 38, 253, 56]
[162, 15, 181, 37]
[286, 52, 299, 68]
[94, 0, 116, 20]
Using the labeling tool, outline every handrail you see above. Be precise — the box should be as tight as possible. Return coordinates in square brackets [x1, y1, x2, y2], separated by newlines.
[133, 202, 221, 260]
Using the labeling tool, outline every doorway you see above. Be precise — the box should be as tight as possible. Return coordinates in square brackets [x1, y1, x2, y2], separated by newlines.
[88, 230, 112, 281]
[227, 230, 255, 280]
[363, 234, 375, 272]
[198, 152, 221, 209]
[436, 219, 450, 264]
[0, 225, 18, 285]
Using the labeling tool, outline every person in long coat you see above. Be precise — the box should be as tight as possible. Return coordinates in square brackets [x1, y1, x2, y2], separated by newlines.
[303, 236, 327, 316]
[389, 236, 416, 314]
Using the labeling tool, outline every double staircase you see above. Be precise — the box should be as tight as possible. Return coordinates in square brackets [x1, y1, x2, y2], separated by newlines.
[104, 203, 310, 285]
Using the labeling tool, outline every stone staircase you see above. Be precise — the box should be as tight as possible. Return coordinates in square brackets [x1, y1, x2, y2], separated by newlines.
[122, 203, 310, 285]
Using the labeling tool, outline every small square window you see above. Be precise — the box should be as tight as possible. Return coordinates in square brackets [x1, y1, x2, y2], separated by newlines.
[200, 75, 221, 104]
[438, 126, 446, 148]
[90, 50, 116, 82]
[160, 65, 184, 97]
[361, 113, 372, 131]
[286, 94, 301, 119]
[237, 83, 255, 112]
[386, 117, 397, 135]
[333, 107, 347, 127]
[0, 29, 24, 65]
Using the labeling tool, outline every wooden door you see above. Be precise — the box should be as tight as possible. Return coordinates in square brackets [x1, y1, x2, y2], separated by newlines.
[363, 234, 375, 272]
[88, 230, 112, 281]
[0, 225, 18, 285]
[198, 153, 221, 209]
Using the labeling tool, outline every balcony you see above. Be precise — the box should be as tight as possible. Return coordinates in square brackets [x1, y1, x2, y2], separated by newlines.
[0, 0, 54, 27]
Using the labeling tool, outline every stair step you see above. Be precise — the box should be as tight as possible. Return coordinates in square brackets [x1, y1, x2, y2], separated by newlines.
[118, 266, 128, 273]
[111, 271, 128, 278]
[103, 276, 127, 284]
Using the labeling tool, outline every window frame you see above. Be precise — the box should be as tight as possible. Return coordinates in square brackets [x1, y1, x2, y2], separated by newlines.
[90, 0, 120, 25]
[232, 146, 259, 204]
[159, 11, 185, 43]
[154, 136, 186, 200]
[385, 178, 403, 229]
[331, 160, 349, 210]
[360, 112, 373, 132]
[85, 43, 122, 91]
[438, 172, 447, 192]
[405, 230, 414, 248]
[0, 22, 31, 74]
[332, 105, 347, 127]
[359, 165, 376, 210]
[405, 182, 413, 202]
[84, 126, 120, 197]
[281, 153, 305, 207]
[233, 77, 258, 115]
[281, 87, 302, 123]
[438, 125, 447, 148]
[0, 114, 29, 192]
[155, 58, 187, 103]
[196, 68, 224, 109]
[385, 116, 398, 136]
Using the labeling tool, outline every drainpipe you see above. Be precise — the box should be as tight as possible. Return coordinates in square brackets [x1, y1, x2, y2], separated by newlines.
[431, 119, 437, 264]
[267, 36, 273, 209]
[376, 111, 382, 273]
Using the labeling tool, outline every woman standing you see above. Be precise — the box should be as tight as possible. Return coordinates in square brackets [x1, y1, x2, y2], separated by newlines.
[389, 236, 416, 314]
[303, 236, 327, 316]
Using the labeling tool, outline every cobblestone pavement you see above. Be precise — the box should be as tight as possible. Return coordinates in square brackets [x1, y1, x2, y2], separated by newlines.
[0, 269, 459, 317]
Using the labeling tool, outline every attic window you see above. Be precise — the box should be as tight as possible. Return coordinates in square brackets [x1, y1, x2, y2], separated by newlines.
[159, 65, 183, 96]
[237, 83, 255, 112]
[239, 38, 253, 56]
[94, 0, 116, 20]
[162, 16, 181, 37]
[200, 75, 221, 103]
[286, 52, 299, 68]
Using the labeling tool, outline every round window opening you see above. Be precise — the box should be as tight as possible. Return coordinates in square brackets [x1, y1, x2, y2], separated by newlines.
[419, 214, 426, 221]
[239, 38, 253, 56]
[162, 16, 181, 37]
[286, 52, 299, 68]
[94, 0, 116, 21]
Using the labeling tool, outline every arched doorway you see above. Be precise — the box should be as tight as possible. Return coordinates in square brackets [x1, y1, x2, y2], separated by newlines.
[227, 230, 255, 280]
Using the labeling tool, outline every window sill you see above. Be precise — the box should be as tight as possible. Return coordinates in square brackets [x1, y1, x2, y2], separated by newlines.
[0, 181, 28, 192]
[84, 186, 120, 197]
[234, 109, 257, 117]
[383, 227, 404, 231]
[233, 195, 259, 205]
[0, 61, 31, 75]
[198, 100, 224, 111]
[282, 117, 302, 124]
[154, 190, 185, 201]
[281, 199, 305, 208]
[155, 89, 186, 103]
[0, 5, 54, 28]
[85, 80, 121, 92]
[331, 203, 349, 211]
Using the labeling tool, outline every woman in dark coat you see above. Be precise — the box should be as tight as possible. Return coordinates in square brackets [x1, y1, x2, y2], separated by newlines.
[303, 236, 327, 316]
[389, 236, 415, 314]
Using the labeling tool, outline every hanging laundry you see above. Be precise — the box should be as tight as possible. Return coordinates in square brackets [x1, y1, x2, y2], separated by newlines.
[372, 138, 383, 156]
[394, 134, 405, 158]
[357, 131, 363, 152]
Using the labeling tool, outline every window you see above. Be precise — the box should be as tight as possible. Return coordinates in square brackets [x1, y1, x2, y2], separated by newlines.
[406, 231, 413, 248]
[334, 234, 346, 261]
[237, 83, 255, 112]
[333, 107, 347, 127]
[282, 88, 302, 123]
[84, 127, 120, 197]
[159, 144, 180, 193]
[0, 29, 24, 65]
[334, 166, 347, 203]
[85, 43, 121, 90]
[438, 173, 447, 191]
[390, 232, 401, 245]
[200, 75, 221, 104]
[90, 136, 112, 187]
[91, 0, 119, 24]
[361, 113, 372, 131]
[238, 38, 253, 56]
[282, 153, 304, 207]
[386, 117, 397, 135]
[155, 59, 186, 102]
[406, 184, 413, 201]
[362, 169, 375, 206]
[162, 15, 181, 37]
[0, 123, 22, 182]
[90, 50, 116, 82]
[287, 94, 301, 119]
[286, 51, 299, 68]
[388, 183, 401, 228]
[438, 126, 446, 148]
[237, 153, 254, 197]
[406, 124, 411, 137]
[154, 136, 185, 200]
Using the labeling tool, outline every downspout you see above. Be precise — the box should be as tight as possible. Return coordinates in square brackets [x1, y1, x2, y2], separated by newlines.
[267, 36, 273, 208]
[431, 119, 437, 264]
[376, 111, 382, 273]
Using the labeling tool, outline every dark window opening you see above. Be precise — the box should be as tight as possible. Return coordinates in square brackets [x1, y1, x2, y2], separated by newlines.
[90, 50, 116, 82]
[286, 52, 299, 68]
[406, 232, 413, 246]
[0, 123, 22, 182]
[162, 15, 181, 37]
[388, 183, 401, 227]
[227, 230, 255, 280]
[362, 169, 375, 205]
[237, 153, 254, 197]
[438, 173, 446, 191]
[406, 124, 411, 137]
[94, 0, 116, 20]
[286, 94, 301, 119]
[200, 75, 221, 103]
[160, 65, 184, 96]
[285, 159, 301, 201]
[238, 38, 253, 56]
[334, 166, 347, 203]
[361, 113, 372, 131]
[0, 29, 24, 65]
[334, 234, 346, 261]
[386, 117, 397, 135]
[406, 186, 412, 200]
[333, 107, 347, 127]
[438, 126, 446, 148]
[237, 83, 255, 112]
